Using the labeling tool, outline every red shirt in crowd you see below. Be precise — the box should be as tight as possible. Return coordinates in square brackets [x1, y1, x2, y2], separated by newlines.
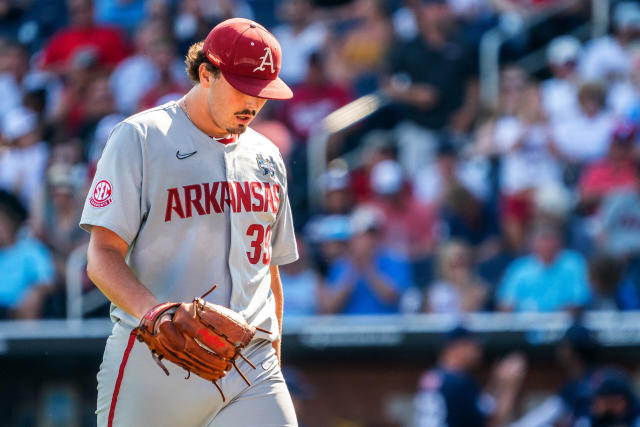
[579, 159, 637, 199]
[40, 26, 130, 70]
[280, 83, 352, 142]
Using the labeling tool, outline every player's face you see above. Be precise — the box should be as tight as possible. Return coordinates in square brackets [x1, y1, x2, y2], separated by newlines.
[207, 73, 267, 135]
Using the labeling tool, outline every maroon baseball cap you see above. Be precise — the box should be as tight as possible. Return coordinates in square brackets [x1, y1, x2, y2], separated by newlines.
[202, 18, 293, 100]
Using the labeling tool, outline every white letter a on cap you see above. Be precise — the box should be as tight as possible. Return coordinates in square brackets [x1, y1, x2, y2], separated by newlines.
[253, 47, 275, 73]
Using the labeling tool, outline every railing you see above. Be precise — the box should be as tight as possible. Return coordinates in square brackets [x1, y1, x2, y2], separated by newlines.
[3, 311, 640, 357]
[306, 91, 388, 211]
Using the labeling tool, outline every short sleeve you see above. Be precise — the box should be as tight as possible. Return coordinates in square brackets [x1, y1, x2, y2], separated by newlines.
[79, 121, 144, 245]
[269, 166, 298, 266]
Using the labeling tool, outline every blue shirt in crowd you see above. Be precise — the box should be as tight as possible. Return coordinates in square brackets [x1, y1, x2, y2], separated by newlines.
[497, 250, 590, 312]
[0, 237, 55, 308]
[326, 249, 411, 314]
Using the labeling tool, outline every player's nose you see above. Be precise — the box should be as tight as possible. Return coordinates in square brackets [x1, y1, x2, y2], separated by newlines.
[242, 94, 265, 112]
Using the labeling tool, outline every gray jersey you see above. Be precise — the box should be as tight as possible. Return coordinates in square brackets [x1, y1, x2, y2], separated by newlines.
[80, 101, 298, 340]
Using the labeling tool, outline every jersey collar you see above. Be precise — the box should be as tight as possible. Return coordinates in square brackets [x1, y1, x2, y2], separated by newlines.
[213, 134, 238, 145]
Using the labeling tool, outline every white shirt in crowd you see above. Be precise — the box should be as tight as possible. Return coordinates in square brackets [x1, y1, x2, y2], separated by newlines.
[0, 141, 49, 209]
[579, 36, 631, 82]
[492, 116, 562, 195]
[272, 22, 327, 86]
[551, 110, 616, 162]
[110, 55, 188, 115]
[540, 77, 580, 121]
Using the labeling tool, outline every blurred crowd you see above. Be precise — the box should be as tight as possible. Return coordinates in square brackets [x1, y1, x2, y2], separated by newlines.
[0, 0, 640, 325]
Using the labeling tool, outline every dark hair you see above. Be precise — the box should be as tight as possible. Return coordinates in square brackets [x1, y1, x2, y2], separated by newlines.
[0, 190, 27, 229]
[185, 41, 221, 84]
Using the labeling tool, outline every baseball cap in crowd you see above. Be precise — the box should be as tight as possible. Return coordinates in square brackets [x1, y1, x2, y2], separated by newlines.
[322, 167, 350, 192]
[350, 206, 384, 235]
[591, 368, 634, 398]
[611, 121, 638, 144]
[614, 2, 640, 30]
[1, 106, 37, 140]
[441, 325, 484, 347]
[307, 215, 352, 243]
[370, 160, 403, 195]
[547, 35, 581, 66]
[203, 18, 293, 100]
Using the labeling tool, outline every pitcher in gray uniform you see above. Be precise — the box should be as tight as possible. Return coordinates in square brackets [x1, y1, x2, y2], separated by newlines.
[80, 18, 299, 427]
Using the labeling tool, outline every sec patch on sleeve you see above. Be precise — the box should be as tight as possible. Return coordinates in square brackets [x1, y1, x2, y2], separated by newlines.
[90, 180, 113, 208]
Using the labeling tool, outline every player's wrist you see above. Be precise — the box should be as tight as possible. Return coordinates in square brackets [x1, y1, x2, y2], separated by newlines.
[135, 298, 162, 320]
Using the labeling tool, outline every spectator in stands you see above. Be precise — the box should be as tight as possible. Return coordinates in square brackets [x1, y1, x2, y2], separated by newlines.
[0, 41, 30, 119]
[330, 0, 393, 94]
[322, 206, 412, 314]
[0, 190, 55, 319]
[578, 121, 638, 216]
[413, 326, 526, 427]
[541, 35, 582, 122]
[280, 51, 353, 144]
[588, 256, 640, 311]
[0, 106, 49, 209]
[578, 368, 640, 427]
[497, 221, 590, 312]
[368, 159, 438, 261]
[425, 240, 489, 314]
[32, 163, 88, 284]
[477, 81, 563, 254]
[305, 214, 352, 279]
[137, 38, 189, 110]
[39, 0, 130, 73]
[349, 129, 397, 204]
[385, 0, 478, 178]
[385, 0, 478, 133]
[110, 20, 187, 115]
[579, 2, 640, 84]
[280, 238, 324, 317]
[441, 186, 500, 258]
[598, 166, 640, 259]
[0, 40, 62, 122]
[512, 323, 599, 427]
[93, 0, 146, 34]
[551, 82, 617, 165]
[414, 137, 490, 208]
[272, 0, 327, 86]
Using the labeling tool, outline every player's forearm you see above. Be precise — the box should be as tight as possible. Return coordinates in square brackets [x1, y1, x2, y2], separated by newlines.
[87, 243, 158, 320]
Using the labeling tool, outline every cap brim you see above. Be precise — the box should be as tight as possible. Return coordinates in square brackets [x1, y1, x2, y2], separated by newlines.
[221, 70, 293, 100]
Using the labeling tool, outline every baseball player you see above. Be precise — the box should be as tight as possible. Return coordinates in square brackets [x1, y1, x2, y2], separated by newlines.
[80, 18, 299, 426]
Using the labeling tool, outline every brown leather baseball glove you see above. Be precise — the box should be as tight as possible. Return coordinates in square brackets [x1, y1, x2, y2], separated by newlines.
[135, 286, 268, 401]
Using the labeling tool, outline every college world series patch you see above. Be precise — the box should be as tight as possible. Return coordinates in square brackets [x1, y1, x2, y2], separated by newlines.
[90, 180, 113, 208]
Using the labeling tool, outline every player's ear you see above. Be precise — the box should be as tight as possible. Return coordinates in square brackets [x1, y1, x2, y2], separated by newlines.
[199, 63, 212, 88]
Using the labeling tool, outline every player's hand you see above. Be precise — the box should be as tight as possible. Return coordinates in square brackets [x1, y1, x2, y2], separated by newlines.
[492, 352, 527, 390]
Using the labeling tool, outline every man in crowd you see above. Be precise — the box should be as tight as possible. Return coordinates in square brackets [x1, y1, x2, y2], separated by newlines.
[497, 221, 590, 312]
[0, 189, 55, 319]
[413, 326, 526, 427]
[323, 206, 412, 314]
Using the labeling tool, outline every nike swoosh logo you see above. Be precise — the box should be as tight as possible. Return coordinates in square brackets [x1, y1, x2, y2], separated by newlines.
[176, 150, 197, 160]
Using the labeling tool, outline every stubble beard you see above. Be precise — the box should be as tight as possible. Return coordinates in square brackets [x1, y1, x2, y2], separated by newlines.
[226, 124, 247, 135]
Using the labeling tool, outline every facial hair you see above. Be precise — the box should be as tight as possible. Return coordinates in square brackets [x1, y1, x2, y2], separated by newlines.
[227, 109, 256, 135]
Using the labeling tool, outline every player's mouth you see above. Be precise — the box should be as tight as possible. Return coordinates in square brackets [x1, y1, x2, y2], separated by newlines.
[235, 115, 251, 124]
